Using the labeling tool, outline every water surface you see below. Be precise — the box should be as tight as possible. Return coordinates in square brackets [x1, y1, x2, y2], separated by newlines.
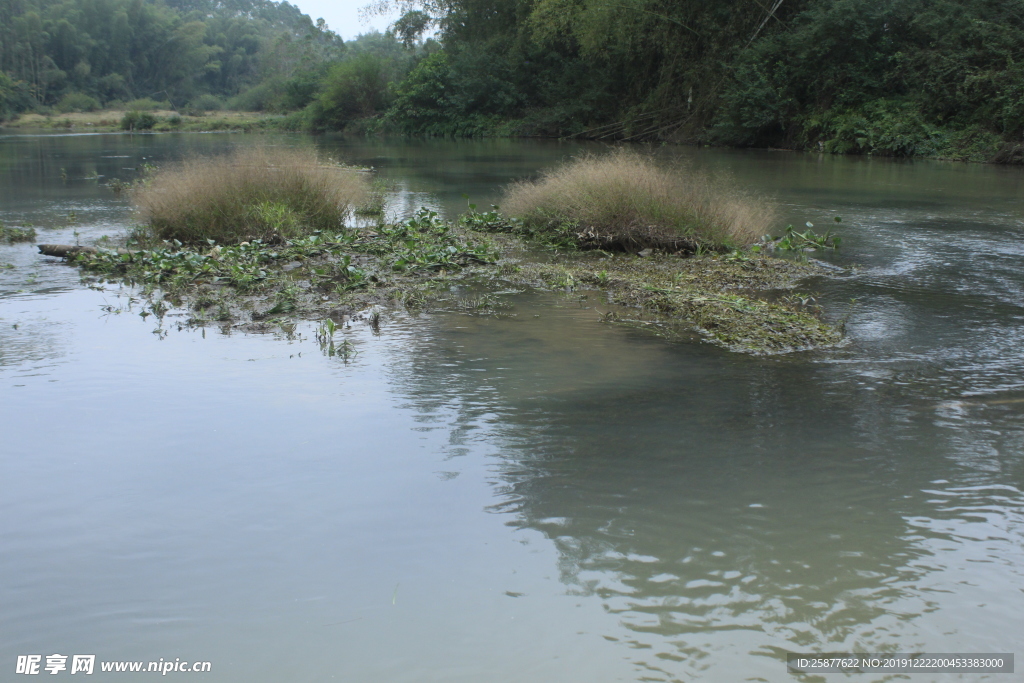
[1, 132, 1023, 682]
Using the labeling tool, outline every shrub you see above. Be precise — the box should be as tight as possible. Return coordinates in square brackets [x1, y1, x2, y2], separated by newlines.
[132, 146, 370, 244]
[227, 79, 286, 112]
[304, 54, 393, 131]
[809, 100, 945, 157]
[121, 110, 157, 131]
[188, 93, 223, 113]
[1, 71, 33, 121]
[501, 149, 774, 251]
[54, 92, 100, 113]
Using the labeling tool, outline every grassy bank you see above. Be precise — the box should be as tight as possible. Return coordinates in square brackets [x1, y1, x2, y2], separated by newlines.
[1, 109, 285, 133]
[2, 106, 1012, 166]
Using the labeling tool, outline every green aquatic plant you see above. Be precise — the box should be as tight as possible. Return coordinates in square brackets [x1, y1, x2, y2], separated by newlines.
[0, 223, 37, 243]
[69, 206, 497, 335]
[315, 317, 338, 352]
[315, 318, 357, 360]
[773, 222, 841, 251]
[121, 110, 156, 131]
[725, 247, 753, 263]
[458, 204, 511, 231]
[355, 178, 390, 217]
[310, 254, 367, 293]
[381, 208, 497, 271]
[149, 299, 168, 319]
[260, 284, 300, 316]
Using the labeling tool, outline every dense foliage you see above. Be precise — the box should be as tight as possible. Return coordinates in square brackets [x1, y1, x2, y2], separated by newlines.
[716, 0, 1024, 157]
[370, 0, 1024, 159]
[5, 0, 1024, 160]
[0, 0, 342, 115]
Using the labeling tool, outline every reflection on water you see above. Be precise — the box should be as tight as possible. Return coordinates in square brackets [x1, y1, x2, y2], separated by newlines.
[1, 132, 1023, 682]
[390, 303, 1024, 681]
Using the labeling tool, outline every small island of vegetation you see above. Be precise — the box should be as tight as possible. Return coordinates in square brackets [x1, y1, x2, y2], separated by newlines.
[39, 148, 845, 354]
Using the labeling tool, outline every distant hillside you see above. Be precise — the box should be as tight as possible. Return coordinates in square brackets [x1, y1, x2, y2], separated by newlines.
[0, 0, 343, 117]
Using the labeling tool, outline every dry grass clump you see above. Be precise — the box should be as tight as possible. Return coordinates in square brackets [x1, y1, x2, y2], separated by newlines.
[134, 146, 370, 244]
[502, 149, 775, 251]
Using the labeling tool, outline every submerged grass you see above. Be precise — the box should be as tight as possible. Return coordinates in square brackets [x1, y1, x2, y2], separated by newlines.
[133, 147, 370, 244]
[504, 253, 843, 353]
[501, 149, 775, 252]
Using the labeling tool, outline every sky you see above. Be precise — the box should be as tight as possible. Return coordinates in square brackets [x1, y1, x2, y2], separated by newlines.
[287, 0, 399, 40]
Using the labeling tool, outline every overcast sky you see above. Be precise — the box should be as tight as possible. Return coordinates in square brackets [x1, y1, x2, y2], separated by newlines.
[288, 0, 398, 40]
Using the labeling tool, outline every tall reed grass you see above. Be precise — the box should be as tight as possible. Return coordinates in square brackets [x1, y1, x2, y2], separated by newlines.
[501, 149, 775, 250]
[134, 147, 369, 244]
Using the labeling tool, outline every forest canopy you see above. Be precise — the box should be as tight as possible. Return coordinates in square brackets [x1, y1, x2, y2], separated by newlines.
[0, 0, 344, 114]
[4, 0, 1024, 160]
[366, 0, 1024, 158]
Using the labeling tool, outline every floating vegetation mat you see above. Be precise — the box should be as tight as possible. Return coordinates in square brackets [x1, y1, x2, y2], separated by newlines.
[1, 224, 37, 244]
[503, 252, 844, 354]
[40, 209, 846, 355]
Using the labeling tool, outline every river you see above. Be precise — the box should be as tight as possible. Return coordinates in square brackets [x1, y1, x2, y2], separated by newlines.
[1, 131, 1022, 681]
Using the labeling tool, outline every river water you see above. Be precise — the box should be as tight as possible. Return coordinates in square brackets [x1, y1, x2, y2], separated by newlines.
[1, 132, 1022, 682]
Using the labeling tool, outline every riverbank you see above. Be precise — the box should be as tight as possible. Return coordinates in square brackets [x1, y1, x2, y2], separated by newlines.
[2, 107, 1015, 166]
[1, 109, 284, 134]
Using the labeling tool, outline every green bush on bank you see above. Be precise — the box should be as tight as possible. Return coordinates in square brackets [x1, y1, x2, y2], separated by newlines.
[303, 54, 395, 132]
[807, 100, 945, 157]
[54, 92, 100, 114]
[120, 110, 156, 131]
[186, 94, 223, 114]
[0, 71, 32, 121]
